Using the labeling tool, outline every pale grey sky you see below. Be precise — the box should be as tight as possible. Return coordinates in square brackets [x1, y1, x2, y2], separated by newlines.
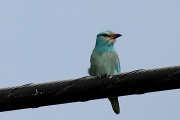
[0, 1, 180, 120]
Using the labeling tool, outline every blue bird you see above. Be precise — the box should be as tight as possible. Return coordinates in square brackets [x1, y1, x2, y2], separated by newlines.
[88, 30, 122, 114]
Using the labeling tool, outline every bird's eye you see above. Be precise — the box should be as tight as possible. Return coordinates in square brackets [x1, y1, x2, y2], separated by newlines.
[102, 34, 109, 37]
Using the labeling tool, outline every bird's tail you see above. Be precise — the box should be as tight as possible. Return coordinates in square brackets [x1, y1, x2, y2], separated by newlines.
[108, 97, 120, 114]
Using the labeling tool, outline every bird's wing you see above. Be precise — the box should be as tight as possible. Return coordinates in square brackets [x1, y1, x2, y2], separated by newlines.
[115, 52, 121, 73]
[88, 51, 98, 76]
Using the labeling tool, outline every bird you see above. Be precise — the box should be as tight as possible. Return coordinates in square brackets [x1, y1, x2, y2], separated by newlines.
[88, 30, 122, 114]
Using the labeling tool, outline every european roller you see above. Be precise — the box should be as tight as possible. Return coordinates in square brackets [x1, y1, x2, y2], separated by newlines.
[88, 30, 122, 114]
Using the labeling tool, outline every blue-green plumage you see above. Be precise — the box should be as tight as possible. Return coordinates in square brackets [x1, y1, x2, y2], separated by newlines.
[88, 30, 122, 114]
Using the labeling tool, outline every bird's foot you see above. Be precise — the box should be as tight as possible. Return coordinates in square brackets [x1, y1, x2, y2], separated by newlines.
[106, 74, 112, 79]
[97, 75, 101, 79]
[97, 74, 112, 79]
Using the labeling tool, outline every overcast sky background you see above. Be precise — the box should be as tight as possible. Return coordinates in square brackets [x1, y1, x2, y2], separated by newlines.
[0, 1, 180, 120]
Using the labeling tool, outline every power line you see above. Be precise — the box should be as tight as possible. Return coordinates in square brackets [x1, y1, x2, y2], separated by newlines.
[0, 65, 180, 112]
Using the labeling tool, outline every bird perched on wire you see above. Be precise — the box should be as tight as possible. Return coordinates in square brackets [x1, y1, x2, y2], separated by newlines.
[88, 30, 122, 114]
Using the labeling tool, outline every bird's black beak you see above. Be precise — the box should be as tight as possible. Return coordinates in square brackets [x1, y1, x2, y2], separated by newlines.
[113, 34, 122, 39]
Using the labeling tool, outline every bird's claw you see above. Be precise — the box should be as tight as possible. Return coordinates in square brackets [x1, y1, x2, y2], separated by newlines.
[97, 74, 112, 79]
[97, 75, 101, 79]
[106, 75, 112, 78]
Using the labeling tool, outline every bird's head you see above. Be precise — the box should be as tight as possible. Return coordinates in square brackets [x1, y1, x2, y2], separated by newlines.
[96, 30, 122, 46]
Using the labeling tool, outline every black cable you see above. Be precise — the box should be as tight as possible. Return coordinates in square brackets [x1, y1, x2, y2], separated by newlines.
[0, 65, 179, 112]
